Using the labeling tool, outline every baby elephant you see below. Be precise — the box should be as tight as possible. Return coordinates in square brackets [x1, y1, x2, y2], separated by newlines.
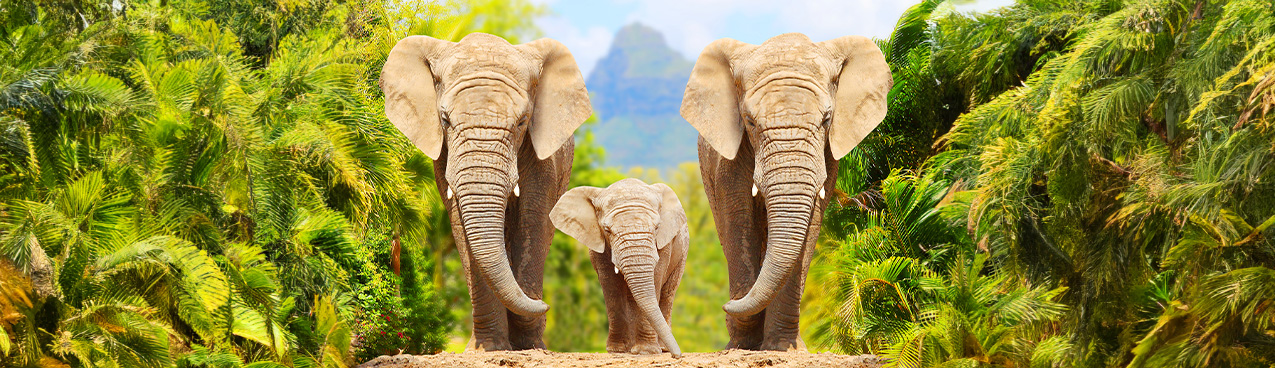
[551, 178, 687, 357]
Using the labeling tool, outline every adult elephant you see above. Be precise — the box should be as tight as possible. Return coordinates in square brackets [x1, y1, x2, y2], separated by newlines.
[380, 33, 590, 350]
[680, 33, 892, 350]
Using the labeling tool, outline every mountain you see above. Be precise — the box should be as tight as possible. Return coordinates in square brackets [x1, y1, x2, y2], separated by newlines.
[585, 23, 699, 170]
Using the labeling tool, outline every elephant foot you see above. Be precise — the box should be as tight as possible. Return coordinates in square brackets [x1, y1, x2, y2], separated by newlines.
[507, 312, 547, 350]
[628, 343, 664, 355]
[606, 341, 663, 355]
[724, 339, 760, 350]
[725, 314, 765, 350]
[724, 332, 764, 350]
[758, 335, 805, 351]
[509, 336, 546, 350]
[466, 336, 512, 352]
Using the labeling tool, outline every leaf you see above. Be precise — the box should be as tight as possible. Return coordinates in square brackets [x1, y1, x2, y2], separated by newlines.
[313, 294, 351, 368]
[96, 236, 230, 312]
[230, 301, 290, 357]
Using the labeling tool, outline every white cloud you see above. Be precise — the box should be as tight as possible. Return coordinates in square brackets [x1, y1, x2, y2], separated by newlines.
[535, 14, 614, 75]
[617, 0, 759, 59]
[776, 0, 900, 41]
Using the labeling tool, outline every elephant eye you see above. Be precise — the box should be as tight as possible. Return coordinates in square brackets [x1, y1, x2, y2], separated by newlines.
[822, 113, 832, 127]
[518, 115, 529, 128]
[439, 111, 451, 128]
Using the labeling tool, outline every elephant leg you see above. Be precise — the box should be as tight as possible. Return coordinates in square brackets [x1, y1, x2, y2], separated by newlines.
[620, 242, 667, 355]
[627, 292, 663, 355]
[503, 198, 545, 350]
[657, 239, 684, 353]
[760, 149, 838, 351]
[506, 140, 574, 350]
[466, 265, 513, 351]
[659, 242, 684, 326]
[453, 202, 511, 351]
[437, 153, 511, 351]
[759, 241, 814, 351]
[593, 250, 635, 353]
[699, 137, 766, 349]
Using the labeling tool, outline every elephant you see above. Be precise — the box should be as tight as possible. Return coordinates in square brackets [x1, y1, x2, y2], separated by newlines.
[380, 33, 591, 351]
[549, 179, 688, 357]
[679, 33, 892, 350]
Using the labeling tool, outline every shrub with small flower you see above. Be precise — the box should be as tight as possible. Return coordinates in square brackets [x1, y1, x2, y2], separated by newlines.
[350, 232, 450, 361]
[354, 308, 414, 359]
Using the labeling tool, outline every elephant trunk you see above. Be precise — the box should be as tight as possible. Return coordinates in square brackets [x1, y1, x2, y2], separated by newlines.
[724, 137, 823, 318]
[451, 122, 548, 317]
[615, 236, 682, 358]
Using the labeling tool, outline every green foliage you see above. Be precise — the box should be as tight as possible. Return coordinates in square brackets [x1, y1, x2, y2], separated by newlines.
[811, 170, 1073, 367]
[818, 1, 1275, 367]
[0, 0, 542, 366]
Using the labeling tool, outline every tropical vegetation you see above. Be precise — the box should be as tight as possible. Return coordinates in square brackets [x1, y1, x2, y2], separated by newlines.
[807, 0, 1275, 367]
[0, 0, 544, 366]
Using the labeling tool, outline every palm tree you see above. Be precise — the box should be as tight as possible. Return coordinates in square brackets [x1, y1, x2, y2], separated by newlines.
[0, 0, 547, 365]
[812, 170, 1073, 367]
[809, 170, 967, 354]
[883, 252, 1071, 368]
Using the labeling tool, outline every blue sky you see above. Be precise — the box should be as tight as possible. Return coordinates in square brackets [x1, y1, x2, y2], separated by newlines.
[532, 0, 1017, 75]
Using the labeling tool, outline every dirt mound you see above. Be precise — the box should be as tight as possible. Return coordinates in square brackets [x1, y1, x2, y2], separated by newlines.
[357, 350, 882, 368]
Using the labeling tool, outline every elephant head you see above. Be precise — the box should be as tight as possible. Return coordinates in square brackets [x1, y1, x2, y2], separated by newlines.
[680, 34, 892, 317]
[550, 179, 687, 357]
[381, 33, 591, 316]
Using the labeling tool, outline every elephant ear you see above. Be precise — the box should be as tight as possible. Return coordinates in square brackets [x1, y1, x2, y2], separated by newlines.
[819, 35, 893, 159]
[652, 183, 686, 250]
[518, 38, 592, 160]
[551, 186, 605, 253]
[381, 35, 453, 160]
[681, 38, 752, 160]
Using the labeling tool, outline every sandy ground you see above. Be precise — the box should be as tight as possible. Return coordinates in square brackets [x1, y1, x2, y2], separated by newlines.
[357, 350, 882, 368]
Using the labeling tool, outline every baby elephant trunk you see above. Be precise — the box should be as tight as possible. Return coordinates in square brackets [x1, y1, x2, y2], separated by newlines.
[615, 237, 682, 358]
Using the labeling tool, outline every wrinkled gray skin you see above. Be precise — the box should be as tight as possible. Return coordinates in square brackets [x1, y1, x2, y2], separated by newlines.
[381, 33, 591, 350]
[550, 179, 688, 357]
[680, 33, 892, 350]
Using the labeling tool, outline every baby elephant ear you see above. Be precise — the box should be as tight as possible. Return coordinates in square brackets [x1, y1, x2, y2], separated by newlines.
[653, 183, 686, 250]
[551, 186, 605, 253]
[820, 35, 893, 159]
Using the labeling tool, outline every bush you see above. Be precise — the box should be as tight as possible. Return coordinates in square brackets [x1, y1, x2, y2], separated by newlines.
[351, 232, 449, 361]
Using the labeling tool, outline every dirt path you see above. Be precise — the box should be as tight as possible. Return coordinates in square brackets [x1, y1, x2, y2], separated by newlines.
[357, 350, 882, 368]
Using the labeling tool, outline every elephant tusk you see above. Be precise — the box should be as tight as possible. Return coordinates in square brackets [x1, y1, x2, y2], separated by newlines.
[613, 266, 619, 274]
[752, 184, 759, 197]
[819, 187, 826, 199]
[514, 184, 520, 197]
[446, 186, 453, 200]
